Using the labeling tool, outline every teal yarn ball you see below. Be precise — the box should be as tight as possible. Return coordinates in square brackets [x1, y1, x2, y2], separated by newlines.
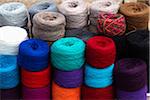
[51, 37, 85, 71]
[0, 55, 19, 89]
[85, 64, 114, 88]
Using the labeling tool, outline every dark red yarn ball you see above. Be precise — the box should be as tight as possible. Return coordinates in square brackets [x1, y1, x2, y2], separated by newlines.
[86, 36, 116, 68]
[81, 85, 114, 100]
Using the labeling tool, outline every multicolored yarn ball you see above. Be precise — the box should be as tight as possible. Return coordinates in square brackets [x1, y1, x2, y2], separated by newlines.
[51, 37, 85, 71]
[0, 55, 19, 89]
[117, 85, 147, 100]
[22, 85, 50, 100]
[86, 36, 116, 68]
[54, 68, 83, 88]
[114, 58, 147, 91]
[21, 65, 50, 88]
[84, 64, 114, 88]
[18, 39, 49, 71]
[52, 82, 80, 100]
[82, 85, 114, 100]
[97, 13, 126, 36]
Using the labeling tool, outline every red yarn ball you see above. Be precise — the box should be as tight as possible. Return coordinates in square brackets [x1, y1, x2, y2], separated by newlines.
[21, 65, 51, 88]
[81, 85, 114, 100]
[97, 13, 126, 36]
[86, 36, 116, 68]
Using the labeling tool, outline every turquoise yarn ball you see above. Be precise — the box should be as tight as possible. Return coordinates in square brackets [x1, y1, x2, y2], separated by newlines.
[51, 37, 85, 71]
[0, 55, 19, 89]
[85, 64, 114, 88]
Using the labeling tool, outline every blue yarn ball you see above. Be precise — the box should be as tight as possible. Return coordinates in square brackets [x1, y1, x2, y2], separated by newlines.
[51, 37, 85, 71]
[18, 39, 49, 71]
[85, 64, 114, 88]
[0, 55, 19, 89]
[29, 1, 57, 19]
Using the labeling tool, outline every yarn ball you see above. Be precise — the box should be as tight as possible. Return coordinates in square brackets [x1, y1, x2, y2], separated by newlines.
[86, 36, 116, 68]
[0, 2, 28, 27]
[58, 0, 88, 29]
[97, 13, 126, 36]
[22, 85, 50, 100]
[32, 11, 66, 42]
[29, 1, 57, 19]
[117, 85, 147, 100]
[52, 81, 80, 100]
[82, 85, 114, 100]
[18, 39, 49, 71]
[21, 66, 50, 88]
[54, 68, 83, 88]
[114, 58, 147, 91]
[84, 64, 114, 88]
[51, 37, 85, 71]
[0, 26, 28, 55]
[0, 55, 19, 89]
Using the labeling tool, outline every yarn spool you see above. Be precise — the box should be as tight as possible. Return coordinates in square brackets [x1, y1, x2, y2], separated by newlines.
[29, 1, 57, 19]
[0, 26, 28, 55]
[51, 37, 85, 71]
[22, 85, 50, 100]
[120, 2, 149, 30]
[82, 85, 114, 100]
[32, 11, 66, 42]
[89, 0, 120, 33]
[117, 85, 147, 100]
[97, 13, 126, 36]
[21, 66, 50, 88]
[0, 2, 28, 27]
[54, 68, 83, 88]
[85, 64, 114, 88]
[114, 58, 147, 91]
[1, 85, 21, 100]
[86, 36, 116, 68]
[18, 39, 49, 71]
[58, 0, 88, 29]
[52, 82, 80, 100]
[0, 55, 19, 89]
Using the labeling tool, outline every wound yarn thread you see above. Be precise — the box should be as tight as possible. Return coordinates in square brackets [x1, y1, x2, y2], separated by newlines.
[0, 2, 28, 27]
[51, 37, 85, 71]
[58, 0, 88, 29]
[18, 39, 49, 71]
[86, 36, 116, 68]
[54, 68, 83, 88]
[32, 11, 66, 42]
[84, 64, 114, 88]
[21, 66, 50, 88]
[97, 13, 126, 36]
[52, 82, 80, 100]
[120, 2, 149, 30]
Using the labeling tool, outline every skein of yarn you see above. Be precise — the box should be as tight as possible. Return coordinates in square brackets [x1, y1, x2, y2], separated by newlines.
[32, 11, 66, 42]
[29, 1, 57, 19]
[114, 58, 147, 91]
[120, 2, 149, 30]
[0, 2, 28, 27]
[0, 26, 28, 55]
[86, 36, 116, 68]
[58, 0, 88, 29]
[21, 66, 50, 88]
[22, 85, 50, 100]
[52, 82, 80, 100]
[18, 39, 49, 71]
[51, 37, 85, 71]
[97, 13, 126, 36]
[54, 68, 83, 88]
[0, 55, 19, 89]
[82, 85, 114, 100]
[85, 64, 114, 88]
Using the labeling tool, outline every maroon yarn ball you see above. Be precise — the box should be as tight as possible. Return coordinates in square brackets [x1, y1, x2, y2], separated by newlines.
[86, 36, 116, 68]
